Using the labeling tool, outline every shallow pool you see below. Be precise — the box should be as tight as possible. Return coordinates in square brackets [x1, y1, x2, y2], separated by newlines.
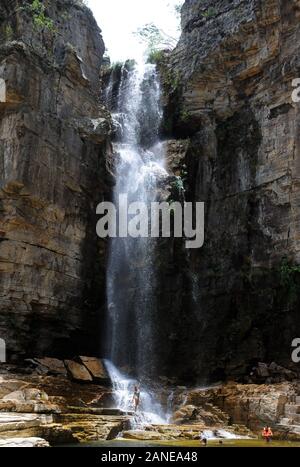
[60, 438, 300, 448]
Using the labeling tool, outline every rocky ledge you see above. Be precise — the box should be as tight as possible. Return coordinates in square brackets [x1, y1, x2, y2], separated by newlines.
[122, 424, 252, 442]
[173, 380, 300, 441]
[1, 358, 300, 445]
[0, 358, 132, 445]
[0, 437, 49, 448]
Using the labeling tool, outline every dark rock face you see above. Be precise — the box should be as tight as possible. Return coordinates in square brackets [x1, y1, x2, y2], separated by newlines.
[1, 0, 299, 386]
[0, 1, 111, 360]
[160, 0, 300, 381]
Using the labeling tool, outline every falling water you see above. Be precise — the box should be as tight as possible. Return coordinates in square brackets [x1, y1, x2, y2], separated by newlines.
[104, 59, 169, 423]
[105, 60, 168, 375]
[104, 360, 166, 426]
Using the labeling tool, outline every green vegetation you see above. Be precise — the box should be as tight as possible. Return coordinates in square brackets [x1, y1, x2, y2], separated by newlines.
[174, 2, 184, 31]
[111, 61, 123, 71]
[147, 49, 165, 65]
[202, 7, 217, 18]
[61, 12, 71, 22]
[168, 175, 186, 206]
[172, 177, 185, 193]
[4, 24, 13, 41]
[279, 258, 300, 304]
[180, 109, 192, 123]
[29, 0, 55, 31]
[180, 164, 188, 181]
[164, 68, 181, 94]
[174, 3, 183, 16]
[134, 22, 178, 57]
[124, 59, 136, 71]
[135, 1, 184, 51]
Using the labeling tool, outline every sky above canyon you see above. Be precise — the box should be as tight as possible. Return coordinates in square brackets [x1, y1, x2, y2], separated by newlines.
[87, 0, 182, 62]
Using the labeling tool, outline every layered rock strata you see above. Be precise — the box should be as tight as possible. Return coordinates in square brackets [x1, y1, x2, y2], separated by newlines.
[159, 0, 300, 381]
[0, 0, 111, 359]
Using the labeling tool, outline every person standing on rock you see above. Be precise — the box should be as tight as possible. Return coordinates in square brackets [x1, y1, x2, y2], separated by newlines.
[132, 385, 141, 412]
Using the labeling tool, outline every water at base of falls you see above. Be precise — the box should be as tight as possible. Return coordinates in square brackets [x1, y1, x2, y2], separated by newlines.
[104, 360, 167, 427]
[201, 430, 250, 440]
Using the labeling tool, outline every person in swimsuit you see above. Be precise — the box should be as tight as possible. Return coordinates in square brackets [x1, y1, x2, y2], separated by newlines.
[132, 384, 141, 412]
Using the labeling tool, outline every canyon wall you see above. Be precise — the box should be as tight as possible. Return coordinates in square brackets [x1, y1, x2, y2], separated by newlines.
[0, 0, 110, 360]
[160, 0, 300, 381]
[1, 0, 300, 383]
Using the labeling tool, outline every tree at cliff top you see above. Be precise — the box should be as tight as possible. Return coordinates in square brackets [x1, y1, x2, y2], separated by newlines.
[133, 1, 184, 58]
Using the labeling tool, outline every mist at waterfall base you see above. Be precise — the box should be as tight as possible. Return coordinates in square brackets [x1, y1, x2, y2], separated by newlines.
[104, 360, 168, 426]
[104, 58, 171, 424]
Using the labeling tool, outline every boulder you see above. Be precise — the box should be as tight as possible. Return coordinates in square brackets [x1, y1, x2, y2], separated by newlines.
[123, 430, 170, 441]
[3, 390, 26, 402]
[35, 358, 67, 376]
[249, 362, 298, 383]
[64, 360, 93, 382]
[3, 388, 48, 402]
[173, 405, 198, 424]
[172, 402, 229, 426]
[24, 388, 49, 401]
[1, 387, 60, 414]
[79, 357, 110, 384]
[256, 363, 270, 378]
[0, 378, 27, 398]
[269, 362, 280, 372]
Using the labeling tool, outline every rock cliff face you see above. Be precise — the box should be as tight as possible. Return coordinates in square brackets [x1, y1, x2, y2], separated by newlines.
[0, 0, 110, 359]
[1, 0, 300, 384]
[160, 0, 300, 381]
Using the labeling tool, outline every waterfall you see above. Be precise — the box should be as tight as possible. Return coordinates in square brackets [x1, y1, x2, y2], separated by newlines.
[104, 360, 166, 426]
[104, 58, 169, 424]
[105, 60, 168, 376]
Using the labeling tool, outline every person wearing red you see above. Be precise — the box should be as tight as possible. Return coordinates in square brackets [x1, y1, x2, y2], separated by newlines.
[262, 426, 273, 443]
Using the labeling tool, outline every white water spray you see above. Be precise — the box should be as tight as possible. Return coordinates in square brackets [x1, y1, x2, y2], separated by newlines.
[104, 359, 167, 426]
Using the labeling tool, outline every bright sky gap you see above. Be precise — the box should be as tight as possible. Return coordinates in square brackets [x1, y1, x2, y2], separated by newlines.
[86, 0, 182, 61]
